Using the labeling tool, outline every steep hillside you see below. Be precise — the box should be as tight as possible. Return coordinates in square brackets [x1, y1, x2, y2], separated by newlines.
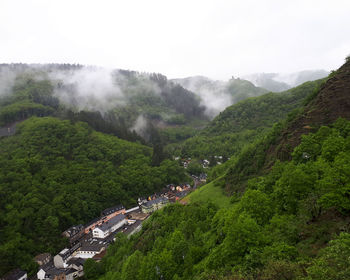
[269, 60, 350, 162]
[225, 58, 350, 193]
[178, 78, 324, 159]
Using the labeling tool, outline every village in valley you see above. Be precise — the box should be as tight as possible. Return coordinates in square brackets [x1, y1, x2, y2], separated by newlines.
[2, 176, 207, 280]
[1, 153, 218, 280]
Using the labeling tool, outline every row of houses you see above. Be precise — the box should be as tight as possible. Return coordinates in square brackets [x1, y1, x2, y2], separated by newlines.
[36, 256, 86, 280]
[62, 205, 127, 247]
[4, 182, 193, 280]
[138, 183, 193, 213]
[33, 205, 146, 280]
[140, 197, 169, 213]
[177, 157, 221, 169]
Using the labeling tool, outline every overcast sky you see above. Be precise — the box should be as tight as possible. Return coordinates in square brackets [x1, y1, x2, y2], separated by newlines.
[1, 0, 349, 79]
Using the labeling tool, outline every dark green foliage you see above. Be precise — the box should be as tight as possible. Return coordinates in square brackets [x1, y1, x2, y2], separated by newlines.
[111, 70, 207, 128]
[0, 117, 186, 276]
[160, 84, 204, 119]
[86, 203, 217, 280]
[226, 77, 267, 103]
[305, 232, 350, 280]
[0, 64, 208, 146]
[0, 78, 58, 125]
[186, 161, 205, 176]
[1, 63, 348, 279]
[60, 110, 144, 143]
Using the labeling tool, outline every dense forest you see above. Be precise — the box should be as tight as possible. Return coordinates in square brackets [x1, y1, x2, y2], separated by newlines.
[85, 59, 350, 279]
[0, 64, 215, 276]
[1, 59, 350, 279]
[0, 117, 187, 275]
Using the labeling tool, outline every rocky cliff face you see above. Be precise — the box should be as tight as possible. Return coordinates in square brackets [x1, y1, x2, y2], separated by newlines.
[270, 60, 350, 162]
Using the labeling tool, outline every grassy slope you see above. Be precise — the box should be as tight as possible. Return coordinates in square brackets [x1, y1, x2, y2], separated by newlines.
[184, 178, 231, 208]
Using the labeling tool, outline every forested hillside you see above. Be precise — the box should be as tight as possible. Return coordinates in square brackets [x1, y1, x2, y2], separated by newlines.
[177, 78, 325, 159]
[225, 57, 350, 193]
[1, 60, 348, 279]
[88, 59, 350, 280]
[172, 75, 267, 117]
[0, 64, 207, 134]
[0, 117, 186, 275]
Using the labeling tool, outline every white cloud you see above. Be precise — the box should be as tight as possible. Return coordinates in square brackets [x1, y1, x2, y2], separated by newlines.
[0, 0, 349, 79]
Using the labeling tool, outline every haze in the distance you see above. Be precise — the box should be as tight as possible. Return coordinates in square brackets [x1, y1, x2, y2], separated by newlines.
[1, 0, 349, 80]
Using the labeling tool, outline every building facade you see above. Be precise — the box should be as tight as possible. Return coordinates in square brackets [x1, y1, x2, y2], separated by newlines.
[54, 248, 72, 269]
[92, 214, 126, 238]
[141, 197, 169, 213]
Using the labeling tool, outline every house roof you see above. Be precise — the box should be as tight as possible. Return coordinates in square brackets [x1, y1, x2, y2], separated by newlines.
[143, 196, 168, 207]
[34, 253, 51, 262]
[80, 243, 105, 252]
[85, 216, 101, 228]
[67, 257, 86, 267]
[2, 268, 26, 280]
[39, 264, 65, 278]
[92, 250, 107, 260]
[97, 214, 125, 232]
[65, 268, 78, 275]
[46, 267, 66, 279]
[57, 248, 71, 260]
[63, 224, 84, 237]
[59, 248, 69, 255]
[176, 191, 189, 198]
[101, 205, 124, 216]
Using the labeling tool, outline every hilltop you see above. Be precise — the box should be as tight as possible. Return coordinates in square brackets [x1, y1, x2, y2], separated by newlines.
[172, 75, 267, 118]
[243, 69, 329, 92]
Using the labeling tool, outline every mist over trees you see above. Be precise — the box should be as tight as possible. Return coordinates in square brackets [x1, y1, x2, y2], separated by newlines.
[242, 69, 329, 92]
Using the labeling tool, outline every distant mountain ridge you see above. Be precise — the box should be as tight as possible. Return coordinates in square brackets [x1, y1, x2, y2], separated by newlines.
[242, 69, 329, 92]
[171, 75, 267, 118]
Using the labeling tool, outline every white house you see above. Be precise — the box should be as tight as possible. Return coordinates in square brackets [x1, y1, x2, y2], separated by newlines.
[74, 244, 105, 259]
[92, 214, 126, 239]
[53, 248, 71, 268]
[37, 265, 65, 280]
[65, 268, 79, 280]
[67, 258, 85, 278]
